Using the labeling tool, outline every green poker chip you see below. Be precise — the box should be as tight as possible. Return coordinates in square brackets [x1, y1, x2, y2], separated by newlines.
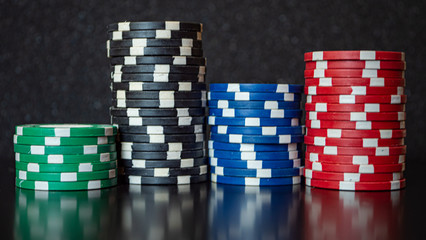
[16, 169, 117, 182]
[15, 124, 117, 137]
[13, 135, 116, 146]
[15, 178, 118, 191]
[14, 143, 116, 155]
[15, 152, 118, 164]
[15, 160, 117, 173]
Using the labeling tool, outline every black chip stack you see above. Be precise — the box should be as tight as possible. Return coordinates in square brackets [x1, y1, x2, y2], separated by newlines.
[106, 21, 208, 185]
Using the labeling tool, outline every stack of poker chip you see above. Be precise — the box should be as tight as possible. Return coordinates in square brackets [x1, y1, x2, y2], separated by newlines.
[207, 83, 304, 186]
[14, 124, 118, 191]
[303, 50, 407, 191]
[106, 21, 208, 185]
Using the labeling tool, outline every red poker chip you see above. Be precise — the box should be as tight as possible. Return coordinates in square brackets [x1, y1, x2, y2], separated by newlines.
[307, 94, 407, 104]
[305, 78, 406, 87]
[304, 69, 404, 78]
[305, 152, 405, 165]
[307, 111, 406, 121]
[304, 51, 405, 61]
[306, 145, 407, 156]
[304, 169, 404, 182]
[305, 128, 406, 139]
[305, 103, 405, 112]
[305, 86, 404, 95]
[305, 177, 406, 191]
[306, 119, 405, 130]
[305, 60, 406, 70]
[304, 135, 405, 147]
[305, 160, 405, 173]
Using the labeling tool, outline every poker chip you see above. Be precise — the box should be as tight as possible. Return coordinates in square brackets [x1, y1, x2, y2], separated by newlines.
[305, 128, 406, 139]
[16, 178, 118, 191]
[15, 124, 117, 137]
[210, 125, 304, 135]
[304, 169, 404, 182]
[15, 152, 118, 164]
[13, 135, 116, 146]
[209, 108, 302, 118]
[15, 160, 118, 173]
[112, 90, 206, 99]
[14, 143, 116, 155]
[110, 107, 205, 117]
[111, 73, 205, 83]
[108, 21, 203, 32]
[208, 116, 300, 126]
[208, 83, 304, 185]
[16, 169, 117, 182]
[305, 103, 405, 112]
[304, 135, 404, 147]
[209, 158, 301, 169]
[211, 174, 301, 186]
[108, 21, 208, 185]
[305, 78, 405, 87]
[109, 56, 206, 66]
[305, 60, 406, 70]
[305, 152, 405, 165]
[121, 174, 208, 185]
[305, 177, 406, 191]
[120, 157, 207, 168]
[208, 100, 301, 109]
[304, 50, 406, 191]
[305, 160, 405, 173]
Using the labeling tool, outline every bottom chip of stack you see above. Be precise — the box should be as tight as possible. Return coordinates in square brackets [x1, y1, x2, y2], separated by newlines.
[207, 83, 305, 186]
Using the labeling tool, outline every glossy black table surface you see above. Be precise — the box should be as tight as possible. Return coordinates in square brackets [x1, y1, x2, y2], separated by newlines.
[0, 168, 424, 240]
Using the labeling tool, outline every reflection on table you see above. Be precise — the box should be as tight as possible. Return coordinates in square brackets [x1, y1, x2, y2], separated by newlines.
[304, 187, 405, 240]
[117, 183, 208, 240]
[208, 183, 302, 240]
[14, 187, 117, 240]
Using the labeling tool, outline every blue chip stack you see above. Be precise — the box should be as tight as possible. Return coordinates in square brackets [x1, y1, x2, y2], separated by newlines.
[207, 83, 304, 186]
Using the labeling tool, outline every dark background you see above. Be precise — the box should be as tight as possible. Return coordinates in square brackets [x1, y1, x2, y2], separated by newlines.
[1, 1, 425, 238]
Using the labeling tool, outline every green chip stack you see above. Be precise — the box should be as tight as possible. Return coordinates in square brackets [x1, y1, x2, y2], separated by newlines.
[14, 124, 119, 191]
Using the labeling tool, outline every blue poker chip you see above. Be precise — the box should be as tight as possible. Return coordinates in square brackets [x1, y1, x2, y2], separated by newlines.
[211, 174, 301, 186]
[208, 100, 301, 109]
[209, 108, 302, 118]
[209, 83, 303, 93]
[208, 140, 299, 152]
[208, 92, 301, 101]
[210, 133, 304, 144]
[209, 158, 301, 169]
[208, 149, 301, 160]
[210, 126, 304, 135]
[208, 116, 300, 126]
[211, 166, 303, 178]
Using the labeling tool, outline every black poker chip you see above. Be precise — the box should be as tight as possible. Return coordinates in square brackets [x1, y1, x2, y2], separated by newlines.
[108, 30, 201, 40]
[119, 173, 208, 185]
[107, 21, 203, 32]
[120, 141, 204, 152]
[112, 90, 206, 100]
[112, 99, 206, 108]
[110, 107, 205, 117]
[119, 157, 208, 168]
[119, 165, 208, 177]
[120, 149, 205, 160]
[111, 82, 206, 91]
[107, 39, 203, 48]
[111, 72, 205, 83]
[118, 133, 205, 143]
[116, 124, 204, 134]
[112, 116, 205, 126]
[109, 56, 206, 66]
[111, 64, 205, 74]
[108, 47, 203, 57]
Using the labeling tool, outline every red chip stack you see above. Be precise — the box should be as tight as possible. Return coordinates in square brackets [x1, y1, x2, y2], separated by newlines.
[303, 50, 407, 191]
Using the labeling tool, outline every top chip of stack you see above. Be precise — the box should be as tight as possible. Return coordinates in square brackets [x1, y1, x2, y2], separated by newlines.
[14, 124, 118, 191]
[107, 21, 208, 185]
[303, 50, 407, 191]
[207, 83, 304, 186]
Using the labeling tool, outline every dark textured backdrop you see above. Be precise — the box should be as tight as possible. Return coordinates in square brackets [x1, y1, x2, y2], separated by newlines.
[1, 0, 426, 183]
